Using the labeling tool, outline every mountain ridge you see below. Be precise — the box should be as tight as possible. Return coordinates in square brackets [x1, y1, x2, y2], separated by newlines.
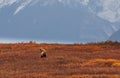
[108, 29, 120, 42]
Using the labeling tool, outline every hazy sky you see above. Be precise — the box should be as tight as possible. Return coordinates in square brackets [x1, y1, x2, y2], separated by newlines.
[0, 0, 120, 43]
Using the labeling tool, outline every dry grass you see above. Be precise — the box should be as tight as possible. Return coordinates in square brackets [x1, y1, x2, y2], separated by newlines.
[0, 42, 120, 78]
[81, 59, 120, 67]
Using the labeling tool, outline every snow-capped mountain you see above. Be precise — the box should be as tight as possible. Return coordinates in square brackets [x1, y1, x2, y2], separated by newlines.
[0, 0, 120, 43]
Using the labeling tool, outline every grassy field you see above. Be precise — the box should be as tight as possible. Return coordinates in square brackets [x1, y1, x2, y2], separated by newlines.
[0, 41, 120, 78]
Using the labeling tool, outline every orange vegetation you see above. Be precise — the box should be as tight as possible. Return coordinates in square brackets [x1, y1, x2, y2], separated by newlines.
[0, 41, 120, 78]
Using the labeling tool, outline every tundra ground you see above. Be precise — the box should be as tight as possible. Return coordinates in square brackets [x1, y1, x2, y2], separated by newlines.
[0, 41, 120, 78]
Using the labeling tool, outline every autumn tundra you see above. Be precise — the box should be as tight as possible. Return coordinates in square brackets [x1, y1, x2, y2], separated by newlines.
[0, 41, 120, 78]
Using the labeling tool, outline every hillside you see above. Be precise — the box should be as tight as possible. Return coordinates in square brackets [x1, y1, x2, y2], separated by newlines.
[0, 42, 120, 78]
